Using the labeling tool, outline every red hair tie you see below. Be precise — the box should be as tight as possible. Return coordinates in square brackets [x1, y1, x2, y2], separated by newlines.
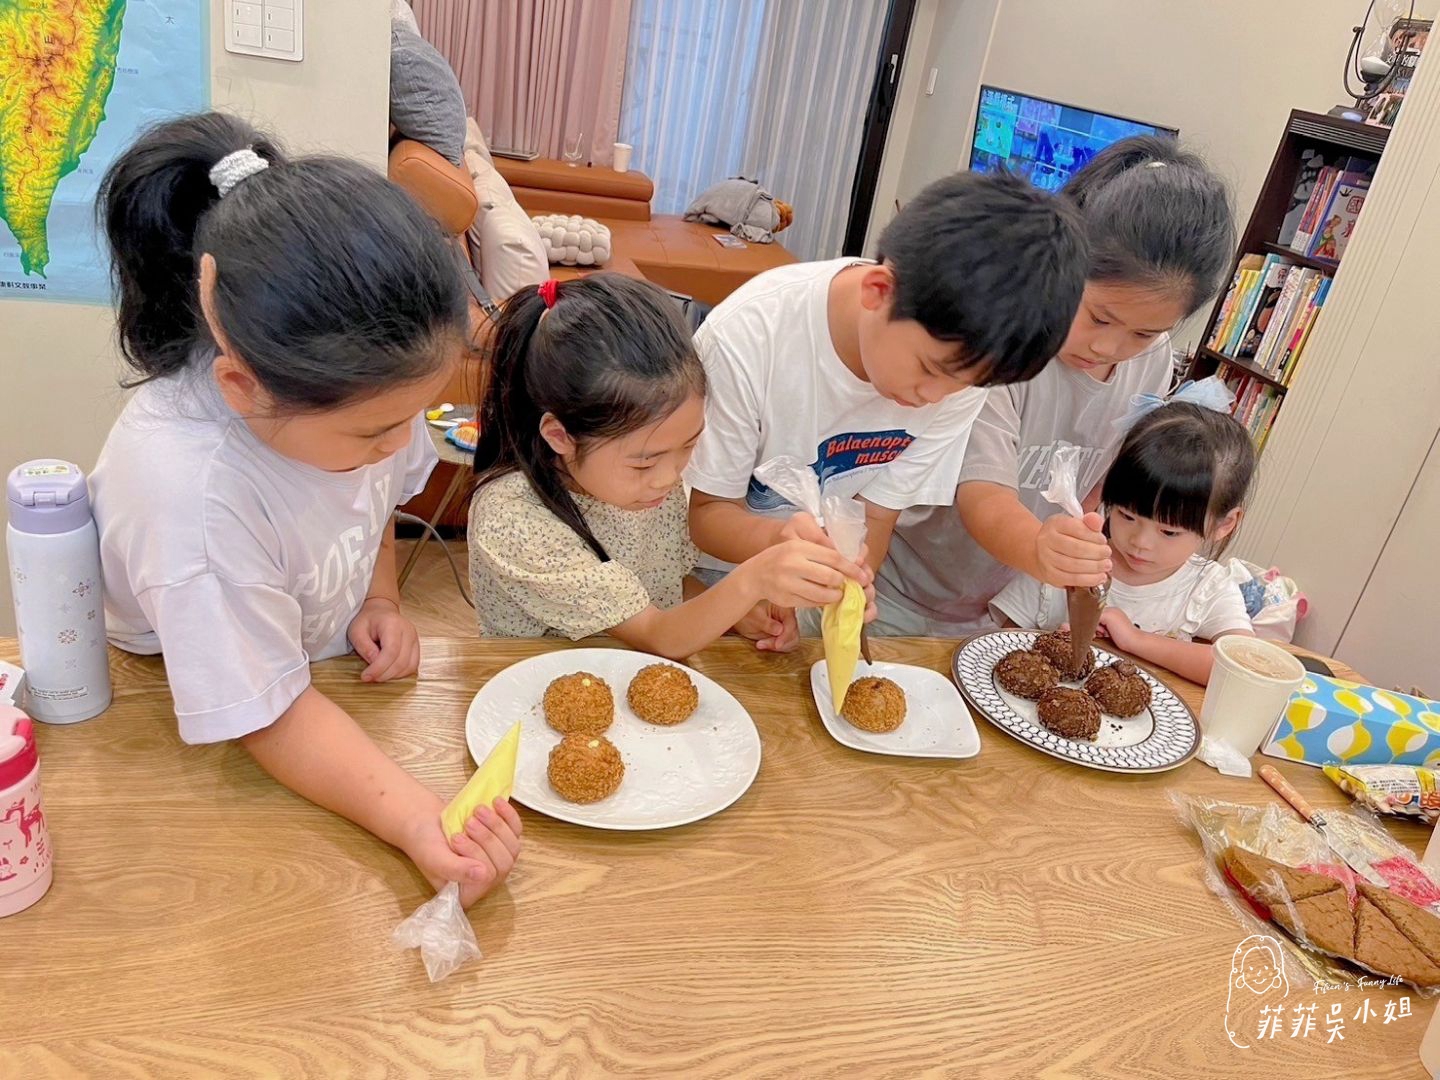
[538, 279, 560, 309]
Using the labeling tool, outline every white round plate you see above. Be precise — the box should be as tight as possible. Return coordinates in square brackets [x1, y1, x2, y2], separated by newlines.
[809, 660, 980, 759]
[465, 649, 762, 830]
[951, 630, 1200, 774]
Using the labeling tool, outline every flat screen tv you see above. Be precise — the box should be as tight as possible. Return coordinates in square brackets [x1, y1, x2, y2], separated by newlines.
[969, 86, 1177, 191]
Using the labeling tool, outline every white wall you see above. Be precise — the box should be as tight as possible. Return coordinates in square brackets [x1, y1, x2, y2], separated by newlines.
[0, 0, 391, 634]
[873, 0, 1433, 351]
[864, 0, 1000, 251]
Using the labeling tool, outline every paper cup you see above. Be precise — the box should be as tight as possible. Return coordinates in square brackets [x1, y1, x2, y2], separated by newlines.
[1198, 637, 1305, 758]
[612, 143, 633, 173]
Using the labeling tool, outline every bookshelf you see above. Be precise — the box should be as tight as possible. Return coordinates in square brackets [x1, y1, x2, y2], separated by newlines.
[1189, 110, 1389, 450]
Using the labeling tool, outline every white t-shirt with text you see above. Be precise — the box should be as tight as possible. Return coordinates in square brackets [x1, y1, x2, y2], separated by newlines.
[685, 258, 986, 572]
[91, 370, 437, 744]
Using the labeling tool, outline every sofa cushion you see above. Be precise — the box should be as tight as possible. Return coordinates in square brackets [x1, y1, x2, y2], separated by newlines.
[464, 117, 494, 168]
[389, 24, 466, 166]
[464, 148, 548, 303]
[390, 0, 420, 34]
[496, 157, 655, 203]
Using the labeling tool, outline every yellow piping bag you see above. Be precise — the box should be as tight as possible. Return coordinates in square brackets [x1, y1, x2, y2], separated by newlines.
[394, 722, 521, 981]
[754, 456, 869, 712]
[442, 720, 520, 837]
[822, 579, 866, 711]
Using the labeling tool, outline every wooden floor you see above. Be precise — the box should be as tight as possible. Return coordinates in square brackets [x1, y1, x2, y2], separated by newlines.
[397, 538, 475, 638]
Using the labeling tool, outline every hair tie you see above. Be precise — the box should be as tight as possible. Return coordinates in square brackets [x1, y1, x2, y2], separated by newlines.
[537, 279, 560, 309]
[1144, 160, 1169, 169]
[1112, 376, 1235, 432]
[210, 147, 269, 197]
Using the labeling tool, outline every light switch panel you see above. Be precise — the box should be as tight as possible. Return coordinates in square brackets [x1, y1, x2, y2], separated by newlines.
[224, 0, 303, 61]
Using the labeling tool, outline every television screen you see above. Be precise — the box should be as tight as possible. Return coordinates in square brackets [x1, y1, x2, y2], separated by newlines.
[969, 86, 1177, 191]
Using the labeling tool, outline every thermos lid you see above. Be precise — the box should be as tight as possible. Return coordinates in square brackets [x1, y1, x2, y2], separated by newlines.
[6, 460, 92, 536]
[0, 709, 37, 791]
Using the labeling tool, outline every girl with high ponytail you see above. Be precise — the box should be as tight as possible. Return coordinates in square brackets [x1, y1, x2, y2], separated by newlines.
[468, 272, 870, 656]
[90, 111, 521, 907]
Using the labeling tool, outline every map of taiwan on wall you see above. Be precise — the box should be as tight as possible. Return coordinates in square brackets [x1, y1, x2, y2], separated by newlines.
[0, 0, 207, 304]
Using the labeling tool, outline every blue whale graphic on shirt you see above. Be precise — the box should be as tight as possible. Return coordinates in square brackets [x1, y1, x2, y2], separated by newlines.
[745, 428, 915, 512]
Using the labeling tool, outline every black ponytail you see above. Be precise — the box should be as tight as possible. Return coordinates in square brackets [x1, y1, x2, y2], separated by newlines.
[1063, 134, 1234, 316]
[100, 111, 467, 407]
[473, 274, 705, 562]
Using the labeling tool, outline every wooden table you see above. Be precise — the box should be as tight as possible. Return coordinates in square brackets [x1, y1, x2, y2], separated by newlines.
[1, 638, 1431, 1077]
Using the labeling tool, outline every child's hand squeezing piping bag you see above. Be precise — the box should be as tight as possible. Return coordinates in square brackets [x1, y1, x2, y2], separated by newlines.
[754, 457, 868, 712]
[392, 721, 520, 982]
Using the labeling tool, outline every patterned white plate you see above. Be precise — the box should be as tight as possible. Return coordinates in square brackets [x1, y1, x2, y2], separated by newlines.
[809, 660, 981, 759]
[465, 649, 762, 830]
[951, 630, 1200, 773]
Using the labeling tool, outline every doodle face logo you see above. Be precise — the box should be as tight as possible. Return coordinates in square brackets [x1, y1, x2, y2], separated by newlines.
[1225, 934, 1289, 1048]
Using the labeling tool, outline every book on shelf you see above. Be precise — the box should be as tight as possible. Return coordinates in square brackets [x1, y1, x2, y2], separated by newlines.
[1277, 149, 1328, 247]
[1291, 166, 1341, 255]
[1362, 18, 1431, 126]
[1227, 374, 1284, 446]
[1256, 268, 1314, 373]
[1208, 255, 1265, 354]
[1280, 277, 1332, 385]
[1291, 156, 1375, 258]
[1236, 256, 1292, 359]
[1315, 175, 1370, 261]
[1274, 274, 1324, 376]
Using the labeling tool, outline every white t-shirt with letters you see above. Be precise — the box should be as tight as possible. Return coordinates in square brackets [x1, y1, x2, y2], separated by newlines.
[91, 369, 437, 744]
[685, 258, 986, 572]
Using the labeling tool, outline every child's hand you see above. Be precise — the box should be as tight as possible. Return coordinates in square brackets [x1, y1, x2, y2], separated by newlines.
[734, 601, 800, 652]
[1034, 512, 1111, 588]
[744, 538, 865, 609]
[349, 597, 421, 683]
[404, 796, 523, 908]
[1096, 607, 1140, 651]
[779, 511, 833, 548]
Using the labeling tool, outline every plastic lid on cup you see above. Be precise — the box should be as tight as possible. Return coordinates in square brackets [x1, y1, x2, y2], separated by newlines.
[0, 709, 37, 791]
[6, 460, 92, 536]
[1215, 635, 1305, 683]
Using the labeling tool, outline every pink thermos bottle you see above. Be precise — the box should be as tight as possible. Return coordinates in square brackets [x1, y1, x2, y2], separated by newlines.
[0, 706, 53, 916]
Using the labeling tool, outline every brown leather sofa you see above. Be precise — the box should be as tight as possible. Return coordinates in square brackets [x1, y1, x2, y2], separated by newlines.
[495, 156, 797, 307]
[386, 136, 800, 536]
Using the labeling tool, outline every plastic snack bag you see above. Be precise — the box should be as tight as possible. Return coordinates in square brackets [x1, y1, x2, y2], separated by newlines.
[753, 456, 868, 711]
[393, 722, 520, 981]
[1326, 763, 1440, 824]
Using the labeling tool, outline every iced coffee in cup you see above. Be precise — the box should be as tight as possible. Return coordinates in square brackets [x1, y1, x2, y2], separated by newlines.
[1199, 637, 1306, 757]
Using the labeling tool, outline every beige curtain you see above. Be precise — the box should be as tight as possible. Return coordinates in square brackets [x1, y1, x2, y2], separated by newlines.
[412, 0, 632, 166]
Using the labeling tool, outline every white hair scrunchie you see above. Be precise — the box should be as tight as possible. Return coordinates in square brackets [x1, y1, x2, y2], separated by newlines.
[210, 147, 269, 197]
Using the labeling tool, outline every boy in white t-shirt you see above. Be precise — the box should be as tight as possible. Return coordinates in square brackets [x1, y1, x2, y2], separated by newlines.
[685, 171, 1089, 646]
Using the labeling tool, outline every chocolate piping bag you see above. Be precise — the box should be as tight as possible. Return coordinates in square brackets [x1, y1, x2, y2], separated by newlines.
[1041, 443, 1109, 669]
